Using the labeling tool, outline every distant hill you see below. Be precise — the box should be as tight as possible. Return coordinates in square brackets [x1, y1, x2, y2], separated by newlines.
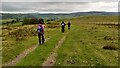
[71, 11, 118, 17]
[0, 11, 118, 19]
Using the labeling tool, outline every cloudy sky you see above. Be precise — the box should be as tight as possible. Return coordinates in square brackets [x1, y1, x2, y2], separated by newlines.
[0, 0, 119, 13]
[1, 0, 120, 2]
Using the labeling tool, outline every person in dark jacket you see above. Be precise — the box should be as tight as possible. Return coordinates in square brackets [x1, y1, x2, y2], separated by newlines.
[37, 18, 45, 45]
[61, 21, 66, 33]
[67, 21, 71, 30]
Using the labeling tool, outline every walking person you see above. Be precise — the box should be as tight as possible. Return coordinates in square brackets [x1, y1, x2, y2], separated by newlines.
[67, 21, 71, 30]
[61, 21, 66, 33]
[37, 18, 45, 45]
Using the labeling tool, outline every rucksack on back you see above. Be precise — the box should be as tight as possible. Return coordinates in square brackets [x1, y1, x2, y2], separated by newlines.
[38, 26, 43, 34]
[61, 23, 65, 26]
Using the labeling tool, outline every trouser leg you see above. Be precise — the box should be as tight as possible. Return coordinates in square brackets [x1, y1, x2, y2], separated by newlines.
[42, 34, 45, 44]
[68, 26, 70, 30]
[62, 29, 64, 32]
[63, 27, 65, 32]
[61, 27, 63, 32]
[38, 33, 41, 44]
[62, 26, 64, 32]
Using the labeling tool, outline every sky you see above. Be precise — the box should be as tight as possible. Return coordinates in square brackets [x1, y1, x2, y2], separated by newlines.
[1, 0, 120, 2]
[0, 0, 119, 13]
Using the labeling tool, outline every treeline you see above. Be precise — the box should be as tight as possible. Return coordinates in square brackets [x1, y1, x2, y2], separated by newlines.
[2, 18, 60, 26]
[22, 18, 38, 25]
[23, 18, 60, 25]
[2, 18, 39, 26]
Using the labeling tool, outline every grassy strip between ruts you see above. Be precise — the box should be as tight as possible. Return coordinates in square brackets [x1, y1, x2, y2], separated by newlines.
[15, 27, 66, 66]
[55, 24, 118, 66]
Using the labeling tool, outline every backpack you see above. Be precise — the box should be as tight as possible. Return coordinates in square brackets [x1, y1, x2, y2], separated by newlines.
[62, 22, 66, 26]
[38, 26, 43, 34]
[62, 23, 64, 26]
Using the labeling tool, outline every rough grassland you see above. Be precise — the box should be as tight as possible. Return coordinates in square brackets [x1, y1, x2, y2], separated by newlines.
[55, 22, 118, 66]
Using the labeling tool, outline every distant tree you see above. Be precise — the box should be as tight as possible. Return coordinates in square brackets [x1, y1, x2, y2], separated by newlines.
[14, 21, 17, 23]
[47, 19, 50, 22]
[29, 18, 38, 24]
[11, 20, 15, 24]
[16, 18, 20, 22]
[22, 18, 38, 25]
[6, 22, 10, 26]
[22, 18, 30, 25]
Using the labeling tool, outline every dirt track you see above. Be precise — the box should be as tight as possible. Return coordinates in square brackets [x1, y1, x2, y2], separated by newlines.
[3, 37, 51, 66]
[42, 32, 69, 67]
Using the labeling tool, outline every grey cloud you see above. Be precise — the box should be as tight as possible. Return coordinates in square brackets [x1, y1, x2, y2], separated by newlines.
[1, 2, 118, 13]
[2, 2, 85, 12]
[1, 0, 119, 2]
[2, 3, 29, 11]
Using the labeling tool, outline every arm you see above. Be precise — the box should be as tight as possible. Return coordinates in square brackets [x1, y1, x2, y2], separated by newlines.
[42, 25, 44, 34]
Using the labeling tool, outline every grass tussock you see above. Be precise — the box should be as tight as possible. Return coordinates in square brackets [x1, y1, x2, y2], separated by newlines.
[103, 45, 118, 50]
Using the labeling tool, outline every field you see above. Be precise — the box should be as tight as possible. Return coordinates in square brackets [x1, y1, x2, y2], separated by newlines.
[1, 16, 119, 67]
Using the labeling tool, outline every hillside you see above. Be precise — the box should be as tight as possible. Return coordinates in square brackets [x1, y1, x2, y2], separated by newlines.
[2, 16, 118, 67]
[0, 11, 118, 19]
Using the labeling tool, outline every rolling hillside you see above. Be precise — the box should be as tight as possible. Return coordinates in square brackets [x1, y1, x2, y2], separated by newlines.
[0, 11, 118, 19]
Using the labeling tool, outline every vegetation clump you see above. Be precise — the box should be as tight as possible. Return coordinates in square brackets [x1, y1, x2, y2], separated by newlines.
[104, 36, 114, 40]
[102, 45, 118, 50]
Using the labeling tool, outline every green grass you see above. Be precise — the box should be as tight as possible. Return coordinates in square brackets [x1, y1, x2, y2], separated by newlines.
[2, 25, 38, 64]
[2, 36, 38, 64]
[70, 16, 118, 24]
[16, 28, 66, 66]
[2, 16, 118, 66]
[2, 24, 61, 64]
[1, 18, 23, 27]
[0, 19, 16, 23]
[9, 22, 23, 26]
[0, 19, 16, 25]
[2, 22, 23, 27]
[0, 37, 1, 67]
[55, 23, 118, 66]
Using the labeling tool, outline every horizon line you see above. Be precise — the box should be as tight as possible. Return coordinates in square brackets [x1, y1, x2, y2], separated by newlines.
[0, 11, 119, 14]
